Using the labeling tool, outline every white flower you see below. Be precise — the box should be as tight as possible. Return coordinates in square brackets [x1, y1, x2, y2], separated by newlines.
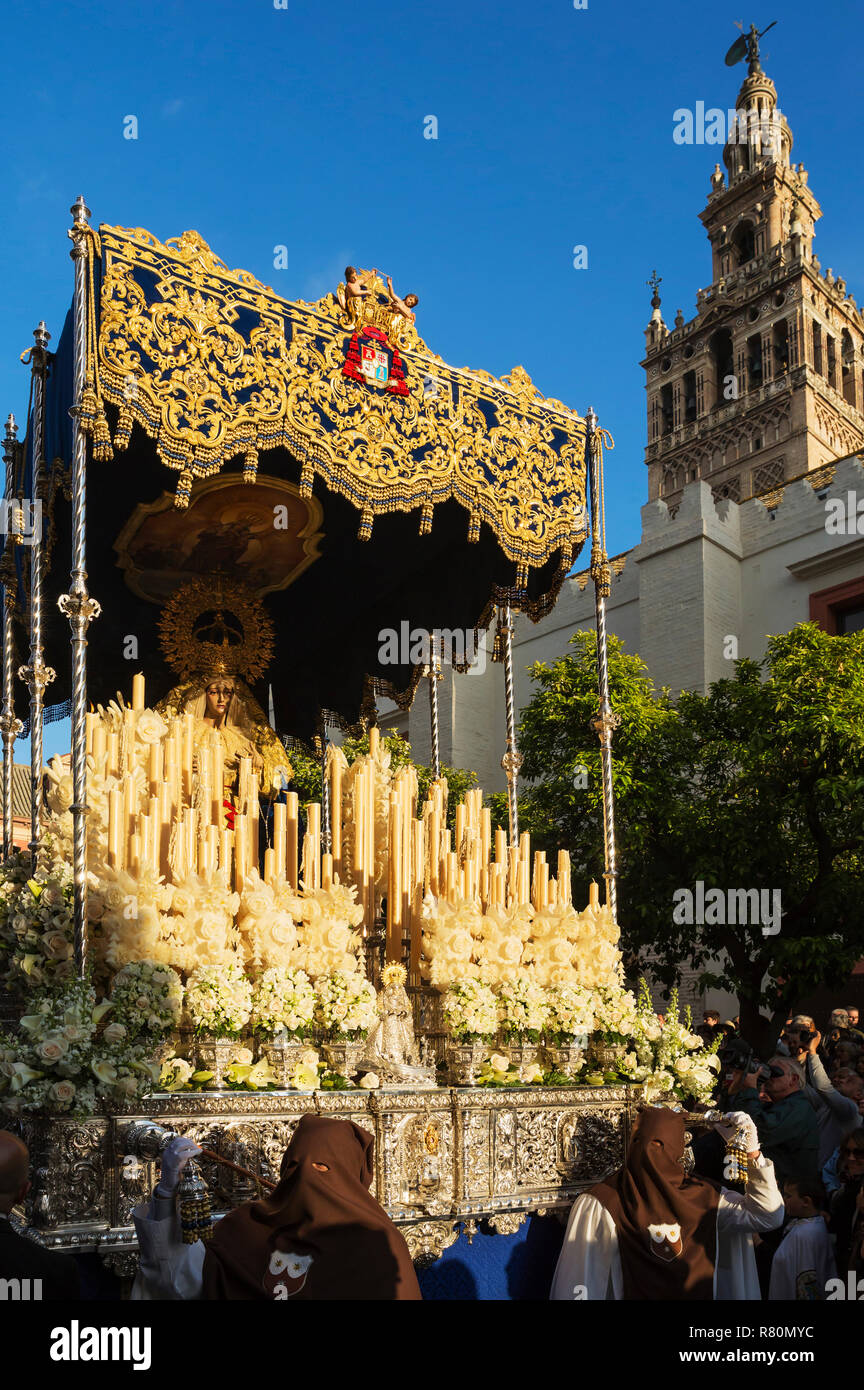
[48, 1080, 76, 1108]
[36, 1034, 68, 1064]
[489, 1052, 510, 1073]
[91, 1058, 118, 1086]
[135, 710, 167, 744]
[358, 1072, 380, 1090]
[233, 1046, 254, 1066]
[102, 1022, 127, 1045]
[519, 1062, 544, 1084]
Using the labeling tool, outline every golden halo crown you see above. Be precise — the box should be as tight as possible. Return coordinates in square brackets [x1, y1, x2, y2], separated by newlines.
[381, 963, 408, 987]
[158, 573, 275, 685]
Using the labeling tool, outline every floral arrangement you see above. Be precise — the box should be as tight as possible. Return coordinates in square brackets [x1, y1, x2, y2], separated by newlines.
[314, 971, 377, 1041]
[476, 1051, 544, 1086]
[618, 981, 721, 1104]
[237, 874, 302, 974]
[294, 883, 365, 980]
[158, 1055, 196, 1092]
[420, 894, 484, 987]
[590, 984, 641, 1046]
[109, 960, 183, 1040]
[251, 966, 316, 1038]
[0, 977, 160, 1116]
[475, 903, 533, 985]
[0, 852, 76, 993]
[441, 979, 498, 1042]
[184, 961, 253, 1037]
[496, 978, 548, 1042]
[160, 873, 241, 973]
[421, 895, 624, 995]
[289, 1047, 323, 1090]
[546, 983, 595, 1043]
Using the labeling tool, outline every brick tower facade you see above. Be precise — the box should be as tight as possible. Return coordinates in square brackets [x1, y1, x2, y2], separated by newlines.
[643, 28, 864, 511]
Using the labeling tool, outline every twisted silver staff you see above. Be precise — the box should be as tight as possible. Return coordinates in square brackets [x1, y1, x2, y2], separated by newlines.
[586, 407, 619, 919]
[19, 323, 55, 869]
[427, 629, 441, 781]
[58, 197, 101, 977]
[499, 605, 522, 847]
[1, 415, 23, 857]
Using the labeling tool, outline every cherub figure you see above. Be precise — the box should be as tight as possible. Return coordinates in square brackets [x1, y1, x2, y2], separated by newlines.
[385, 275, 419, 333]
[338, 265, 378, 325]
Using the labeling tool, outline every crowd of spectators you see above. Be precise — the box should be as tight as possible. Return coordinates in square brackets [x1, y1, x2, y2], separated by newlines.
[705, 1002, 864, 1297]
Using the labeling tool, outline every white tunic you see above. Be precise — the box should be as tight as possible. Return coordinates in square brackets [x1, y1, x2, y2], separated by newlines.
[767, 1216, 836, 1300]
[550, 1156, 783, 1301]
[130, 1196, 206, 1301]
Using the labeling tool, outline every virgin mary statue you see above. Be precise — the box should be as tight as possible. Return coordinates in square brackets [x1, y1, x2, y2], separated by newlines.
[157, 660, 292, 804]
[155, 575, 292, 808]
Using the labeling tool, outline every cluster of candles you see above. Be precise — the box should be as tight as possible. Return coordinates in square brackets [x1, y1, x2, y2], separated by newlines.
[87, 678, 579, 970]
[335, 729, 576, 970]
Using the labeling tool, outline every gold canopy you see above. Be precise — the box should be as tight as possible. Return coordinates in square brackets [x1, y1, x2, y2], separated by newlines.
[90, 224, 589, 583]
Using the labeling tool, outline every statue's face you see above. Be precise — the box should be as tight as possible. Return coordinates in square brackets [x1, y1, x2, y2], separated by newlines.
[205, 682, 234, 719]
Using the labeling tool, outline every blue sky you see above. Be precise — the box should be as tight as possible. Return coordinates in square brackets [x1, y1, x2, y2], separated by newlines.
[2, 0, 862, 759]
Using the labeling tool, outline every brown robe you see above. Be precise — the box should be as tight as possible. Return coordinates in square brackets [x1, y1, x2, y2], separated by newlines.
[201, 1114, 422, 1301]
[591, 1108, 720, 1300]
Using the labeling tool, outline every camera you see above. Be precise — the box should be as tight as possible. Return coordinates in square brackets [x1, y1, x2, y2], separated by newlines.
[718, 1037, 770, 1087]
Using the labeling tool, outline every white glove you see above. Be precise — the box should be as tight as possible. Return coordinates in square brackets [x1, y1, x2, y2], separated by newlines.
[714, 1111, 759, 1153]
[156, 1136, 202, 1195]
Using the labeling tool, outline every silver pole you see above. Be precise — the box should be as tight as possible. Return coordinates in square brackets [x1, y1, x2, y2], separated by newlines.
[58, 197, 101, 976]
[1, 415, 23, 857]
[321, 736, 331, 855]
[427, 630, 441, 781]
[586, 407, 620, 919]
[19, 323, 56, 869]
[499, 605, 521, 847]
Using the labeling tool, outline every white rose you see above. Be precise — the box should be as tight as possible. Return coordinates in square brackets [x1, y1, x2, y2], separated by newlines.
[233, 1047, 254, 1065]
[358, 1072, 380, 1090]
[489, 1053, 510, 1074]
[49, 1080, 76, 1107]
[102, 1022, 127, 1045]
[299, 1048, 320, 1067]
[37, 1035, 68, 1064]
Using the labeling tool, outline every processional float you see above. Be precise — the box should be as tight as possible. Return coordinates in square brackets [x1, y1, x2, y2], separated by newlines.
[0, 200, 636, 1267]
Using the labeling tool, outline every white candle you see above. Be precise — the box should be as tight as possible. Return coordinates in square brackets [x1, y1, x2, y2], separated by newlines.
[273, 800, 286, 880]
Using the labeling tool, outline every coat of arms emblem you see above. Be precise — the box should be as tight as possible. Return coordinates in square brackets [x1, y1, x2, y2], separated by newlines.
[360, 341, 389, 385]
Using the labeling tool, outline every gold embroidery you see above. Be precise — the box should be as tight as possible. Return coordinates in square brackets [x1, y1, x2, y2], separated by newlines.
[95, 225, 588, 573]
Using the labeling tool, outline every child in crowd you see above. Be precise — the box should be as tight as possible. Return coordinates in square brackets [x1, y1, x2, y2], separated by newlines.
[768, 1177, 836, 1300]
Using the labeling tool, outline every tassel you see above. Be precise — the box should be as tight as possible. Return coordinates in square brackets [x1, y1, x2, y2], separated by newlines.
[243, 447, 258, 484]
[77, 379, 99, 435]
[114, 403, 134, 451]
[358, 507, 373, 541]
[419, 500, 433, 536]
[299, 461, 314, 497]
[467, 508, 480, 543]
[92, 404, 114, 463]
[179, 1160, 213, 1243]
[175, 470, 193, 509]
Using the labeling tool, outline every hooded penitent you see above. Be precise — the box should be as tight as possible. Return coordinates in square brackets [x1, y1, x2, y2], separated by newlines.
[201, 1114, 422, 1300]
[590, 1107, 720, 1300]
